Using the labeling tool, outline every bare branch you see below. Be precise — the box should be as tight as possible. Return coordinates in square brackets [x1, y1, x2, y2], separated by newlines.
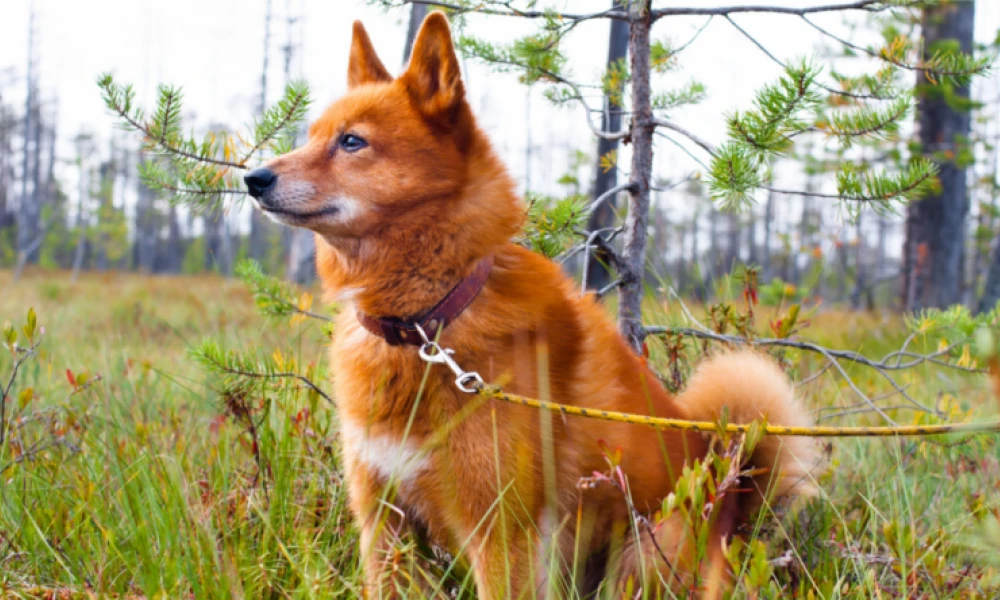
[653, 117, 718, 155]
[587, 182, 635, 214]
[723, 15, 892, 100]
[199, 353, 335, 405]
[405, 0, 628, 21]
[652, 1, 904, 19]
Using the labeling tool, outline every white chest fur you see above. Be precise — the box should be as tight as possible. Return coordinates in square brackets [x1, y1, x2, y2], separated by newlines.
[339, 418, 430, 485]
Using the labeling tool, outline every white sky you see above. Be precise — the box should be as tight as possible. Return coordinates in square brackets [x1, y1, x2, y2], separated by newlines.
[1, 0, 998, 256]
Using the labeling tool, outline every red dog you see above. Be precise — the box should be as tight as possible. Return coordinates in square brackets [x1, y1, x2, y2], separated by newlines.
[245, 12, 816, 598]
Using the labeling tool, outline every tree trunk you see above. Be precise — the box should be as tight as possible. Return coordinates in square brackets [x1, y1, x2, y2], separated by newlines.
[690, 206, 700, 296]
[15, 112, 39, 277]
[617, 1, 652, 352]
[164, 203, 182, 273]
[404, 3, 429, 65]
[0, 105, 9, 226]
[762, 186, 774, 282]
[134, 156, 158, 273]
[585, 0, 629, 291]
[708, 202, 719, 280]
[850, 211, 865, 310]
[726, 209, 741, 272]
[903, 0, 975, 310]
[971, 120, 1000, 303]
[978, 231, 1000, 311]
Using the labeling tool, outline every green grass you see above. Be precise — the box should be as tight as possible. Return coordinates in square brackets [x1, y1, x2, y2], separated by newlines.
[1, 269, 998, 598]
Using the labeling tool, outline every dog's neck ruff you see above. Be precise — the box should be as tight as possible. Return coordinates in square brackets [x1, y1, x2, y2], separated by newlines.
[356, 254, 494, 346]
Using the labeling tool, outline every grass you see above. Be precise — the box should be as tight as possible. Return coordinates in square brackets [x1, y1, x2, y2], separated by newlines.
[0, 268, 998, 598]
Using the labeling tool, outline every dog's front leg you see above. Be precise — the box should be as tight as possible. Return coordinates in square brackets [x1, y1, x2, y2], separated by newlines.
[347, 463, 439, 599]
[467, 527, 537, 600]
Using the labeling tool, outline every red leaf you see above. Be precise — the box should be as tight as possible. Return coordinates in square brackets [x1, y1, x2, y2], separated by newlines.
[209, 415, 226, 435]
[66, 369, 76, 387]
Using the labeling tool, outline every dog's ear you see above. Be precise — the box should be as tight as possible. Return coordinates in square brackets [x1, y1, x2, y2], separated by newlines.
[400, 12, 464, 119]
[348, 21, 392, 87]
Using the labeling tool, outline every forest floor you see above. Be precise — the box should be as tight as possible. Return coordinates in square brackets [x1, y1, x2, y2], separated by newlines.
[0, 269, 998, 598]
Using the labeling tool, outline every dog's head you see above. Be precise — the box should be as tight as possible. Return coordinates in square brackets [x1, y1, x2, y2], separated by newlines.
[245, 12, 493, 242]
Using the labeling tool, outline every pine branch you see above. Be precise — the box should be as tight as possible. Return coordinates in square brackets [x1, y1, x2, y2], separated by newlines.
[821, 96, 911, 147]
[241, 80, 311, 163]
[835, 158, 937, 208]
[803, 15, 993, 86]
[190, 340, 333, 405]
[99, 75, 246, 170]
[236, 259, 333, 322]
[519, 193, 589, 258]
[100, 75, 312, 212]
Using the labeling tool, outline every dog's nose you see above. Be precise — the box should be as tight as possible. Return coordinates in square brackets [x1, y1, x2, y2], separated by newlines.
[244, 168, 277, 198]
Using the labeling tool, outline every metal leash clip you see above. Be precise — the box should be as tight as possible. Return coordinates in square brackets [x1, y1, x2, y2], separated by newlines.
[414, 324, 484, 393]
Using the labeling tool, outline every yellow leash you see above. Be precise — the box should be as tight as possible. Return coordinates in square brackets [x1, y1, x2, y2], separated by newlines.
[475, 385, 1000, 438]
[413, 324, 1000, 438]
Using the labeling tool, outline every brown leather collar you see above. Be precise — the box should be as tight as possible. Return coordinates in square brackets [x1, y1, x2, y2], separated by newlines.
[356, 255, 494, 346]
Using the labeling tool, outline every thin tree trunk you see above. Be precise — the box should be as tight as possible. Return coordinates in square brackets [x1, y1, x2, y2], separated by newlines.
[978, 237, 1000, 313]
[585, 0, 629, 291]
[0, 105, 9, 226]
[403, 3, 429, 65]
[690, 204, 700, 299]
[135, 156, 159, 272]
[16, 5, 36, 260]
[618, 1, 653, 352]
[165, 204, 182, 273]
[903, 0, 975, 310]
[762, 186, 774, 282]
[851, 211, 865, 310]
[708, 203, 719, 280]
[726, 210, 741, 272]
[70, 135, 92, 282]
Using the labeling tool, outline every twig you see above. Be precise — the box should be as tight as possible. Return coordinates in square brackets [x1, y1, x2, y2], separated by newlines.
[1, 341, 41, 446]
[652, 1, 908, 19]
[587, 182, 635, 215]
[205, 361, 334, 405]
[596, 278, 624, 298]
[760, 168, 936, 203]
[405, 0, 627, 21]
[157, 183, 246, 197]
[642, 326, 984, 422]
[653, 118, 718, 155]
[723, 14, 893, 101]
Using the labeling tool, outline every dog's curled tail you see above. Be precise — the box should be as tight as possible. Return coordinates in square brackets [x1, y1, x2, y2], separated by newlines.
[676, 349, 818, 511]
[619, 351, 819, 595]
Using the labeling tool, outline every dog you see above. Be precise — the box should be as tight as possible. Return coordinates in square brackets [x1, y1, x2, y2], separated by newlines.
[245, 12, 816, 598]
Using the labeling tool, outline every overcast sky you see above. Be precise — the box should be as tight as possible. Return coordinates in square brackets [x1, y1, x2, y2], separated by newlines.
[1, 0, 998, 242]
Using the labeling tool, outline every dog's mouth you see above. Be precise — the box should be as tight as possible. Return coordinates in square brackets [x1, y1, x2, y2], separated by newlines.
[259, 204, 340, 221]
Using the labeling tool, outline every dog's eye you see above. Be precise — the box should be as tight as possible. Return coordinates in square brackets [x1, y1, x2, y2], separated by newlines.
[339, 133, 368, 153]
